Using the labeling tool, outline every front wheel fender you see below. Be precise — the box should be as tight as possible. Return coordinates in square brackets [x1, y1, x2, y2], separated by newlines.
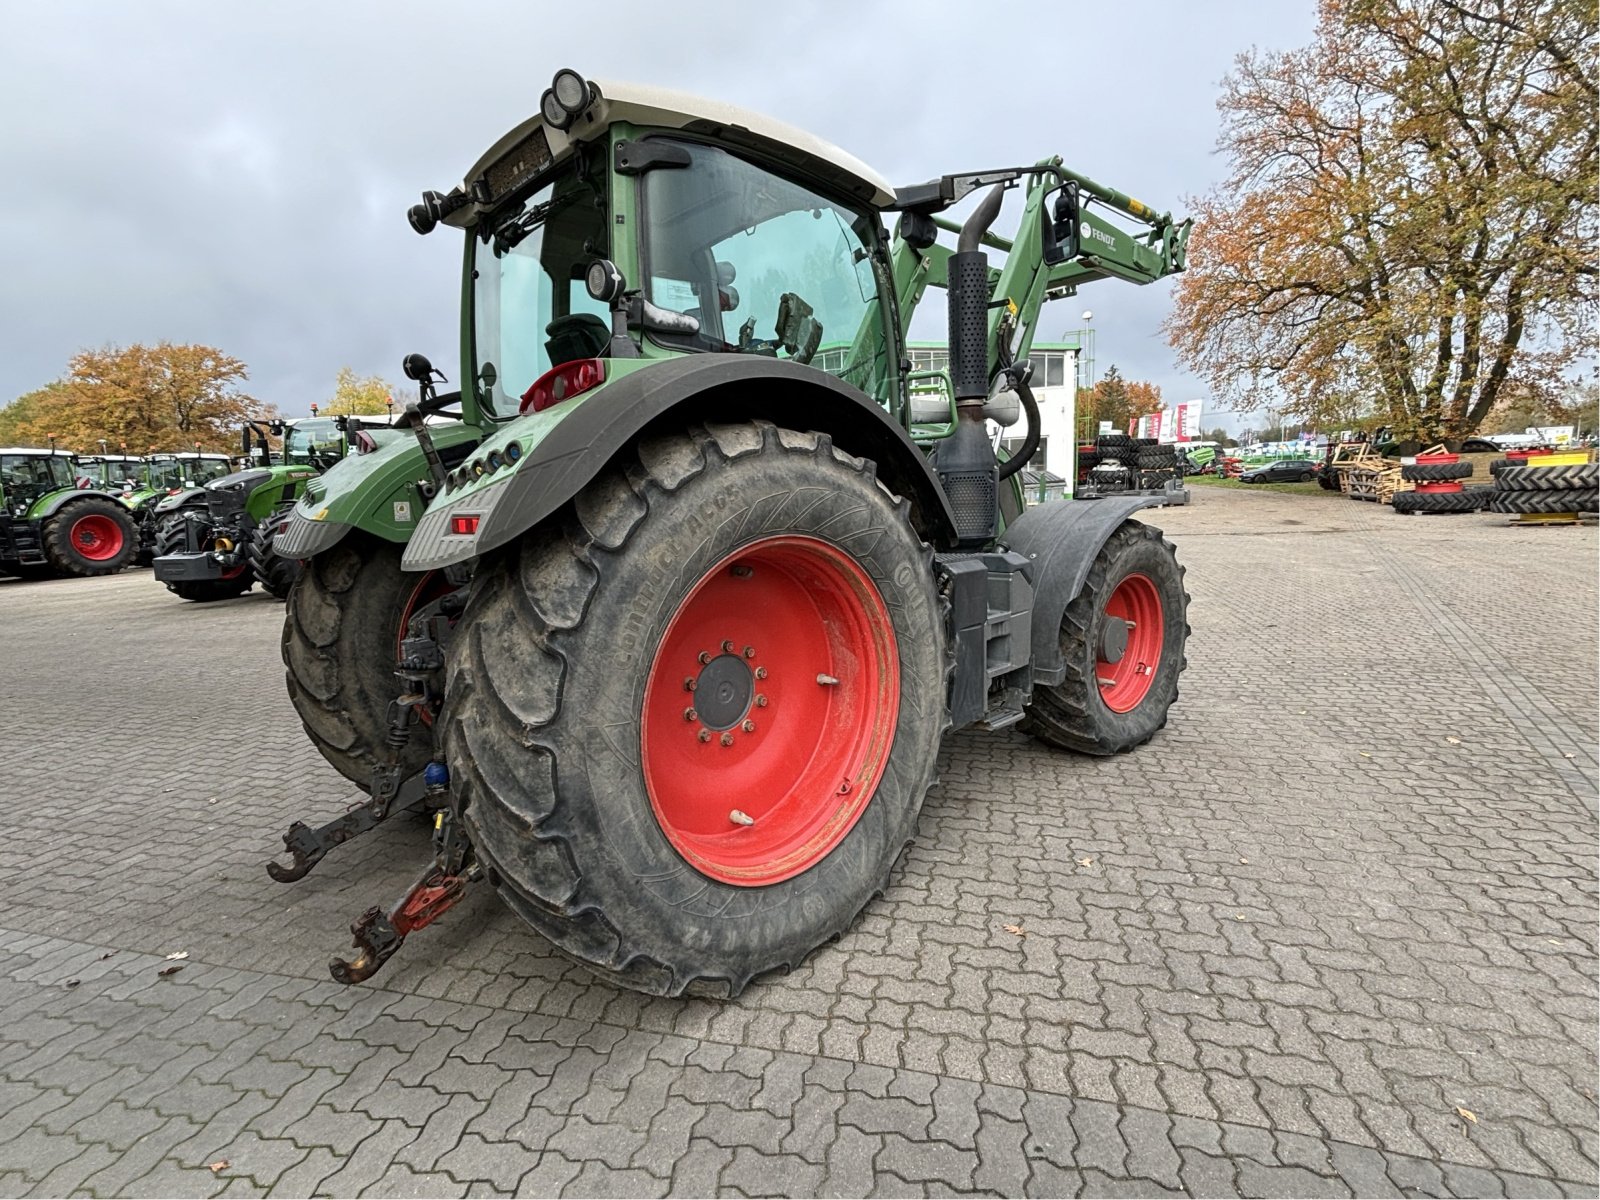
[999, 496, 1168, 686]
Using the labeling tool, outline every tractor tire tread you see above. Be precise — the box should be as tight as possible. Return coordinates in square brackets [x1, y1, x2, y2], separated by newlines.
[40, 496, 138, 577]
[282, 534, 442, 790]
[441, 420, 946, 998]
[1493, 464, 1599, 492]
[1400, 460, 1473, 482]
[1018, 521, 1189, 755]
[248, 513, 302, 600]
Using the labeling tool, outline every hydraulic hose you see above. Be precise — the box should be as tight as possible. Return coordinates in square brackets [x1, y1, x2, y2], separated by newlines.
[993, 338, 1041, 483]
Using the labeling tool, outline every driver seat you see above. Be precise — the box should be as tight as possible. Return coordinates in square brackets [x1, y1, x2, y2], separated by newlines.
[545, 314, 609, 367]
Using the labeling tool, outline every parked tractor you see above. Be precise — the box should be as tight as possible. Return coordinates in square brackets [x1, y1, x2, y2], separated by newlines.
[0, 447, 141, 579]
[74, 453, 147, 491]
[268, 71, 1193, 994]
[151, 418, 343, 601]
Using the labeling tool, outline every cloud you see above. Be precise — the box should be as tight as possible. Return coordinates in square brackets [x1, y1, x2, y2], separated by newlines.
[0, 0, 1316, 414]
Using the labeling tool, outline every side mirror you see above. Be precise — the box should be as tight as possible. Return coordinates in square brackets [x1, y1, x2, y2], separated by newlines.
[1041, 183, 1081, 266]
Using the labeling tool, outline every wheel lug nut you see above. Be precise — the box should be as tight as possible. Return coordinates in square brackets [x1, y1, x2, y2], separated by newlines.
[698, 729, 711, 743]
[722, 640, 736, 654]
[743, 646, 756, 659]
[683, 677, 696, 692]
[756, 694, 768, 707]
[720, 732, 734, 747]
[698, 651, 712, 665]
[683, 708, 697, 722]
[742, 719, 756, 733]
[755, 667, 768, 680]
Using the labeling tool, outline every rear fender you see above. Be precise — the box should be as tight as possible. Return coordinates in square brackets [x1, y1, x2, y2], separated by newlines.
[272, 423, 482, 559]
[403, 356, 958, 571]
[31, 489, 135, 521]
[998, 496, 1167, 686]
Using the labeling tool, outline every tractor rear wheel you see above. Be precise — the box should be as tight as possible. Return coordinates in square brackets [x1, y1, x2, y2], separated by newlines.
[248, 513, 301, 600]
[441, 422, 946, 997]
[154, 512, 253, 602]
[283, 534, 454, 791]
[41, 497, 138, 577]
[1020, 521, 1189, 755]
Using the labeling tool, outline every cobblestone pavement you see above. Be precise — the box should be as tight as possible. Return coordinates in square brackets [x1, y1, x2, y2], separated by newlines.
[1, 487, 1595, 1197]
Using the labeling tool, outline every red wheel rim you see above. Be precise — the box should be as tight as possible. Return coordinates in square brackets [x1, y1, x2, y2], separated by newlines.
[1097, 573, 1163, 714]
[640, 535, 900, 887]
[395, 571, 454, 727]
[70, 514, 124, 561]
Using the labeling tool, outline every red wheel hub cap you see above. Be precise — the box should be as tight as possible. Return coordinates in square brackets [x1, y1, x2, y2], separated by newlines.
[70, 514, 124, 561]
[1097, 573, 1163, 713]
[641, 535, 900, 887]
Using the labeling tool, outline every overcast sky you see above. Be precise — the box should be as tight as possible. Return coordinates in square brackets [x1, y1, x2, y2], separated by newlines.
[1, 1, 1317, 432]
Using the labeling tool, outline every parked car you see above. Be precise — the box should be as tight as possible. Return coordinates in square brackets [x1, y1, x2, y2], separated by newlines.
[1241, 459, 1320, 483]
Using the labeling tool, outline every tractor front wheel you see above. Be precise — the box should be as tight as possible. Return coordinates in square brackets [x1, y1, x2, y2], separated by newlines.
[42, 498, 138, 577]
[248, 513, 302, 600]
[1020, 521, 1189, 755]
[283, 534, 454, 791]
[442, 422, 946, 997]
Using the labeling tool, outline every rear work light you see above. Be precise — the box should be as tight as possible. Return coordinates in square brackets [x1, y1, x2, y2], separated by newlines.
[520, 358, 606, 414]
[449, 514, 481, 536]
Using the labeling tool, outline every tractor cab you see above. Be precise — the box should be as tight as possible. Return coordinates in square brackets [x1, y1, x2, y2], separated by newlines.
[1, 448, 77, 515]
[0, 447, 139, 578]
[75, 454, 147, 492]
[280, 417, 346, 470]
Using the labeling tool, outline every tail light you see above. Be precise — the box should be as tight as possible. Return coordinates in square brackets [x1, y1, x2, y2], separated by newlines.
[520, 358, 606, 414]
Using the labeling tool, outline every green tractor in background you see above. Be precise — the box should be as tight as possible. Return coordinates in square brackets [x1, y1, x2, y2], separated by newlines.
[74, 452, 148, 492]
[151, 417, 346, 602]
[74, 448, 235, 565]
[0, 446, 140, 579]
[267, 71, 1193, 992]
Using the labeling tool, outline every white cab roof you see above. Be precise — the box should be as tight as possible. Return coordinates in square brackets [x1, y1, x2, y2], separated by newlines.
[460, 78, 895, 213]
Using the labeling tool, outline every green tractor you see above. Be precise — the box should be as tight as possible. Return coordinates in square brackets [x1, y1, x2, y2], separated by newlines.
[0, 446, 141, 579]
[151, 417, 345, 602]
[74, 449, 235, 565]
[74, 452, 148, 492]
[267, 71, 1193, 992]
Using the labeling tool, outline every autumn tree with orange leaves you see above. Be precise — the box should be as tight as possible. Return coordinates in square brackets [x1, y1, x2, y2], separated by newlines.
[1075, 366, 1165, 438]
[1166, 0, 1596, 441]
[0, 343, 275, 453]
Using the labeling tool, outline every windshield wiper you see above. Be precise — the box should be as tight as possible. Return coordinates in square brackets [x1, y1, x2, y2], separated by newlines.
[491, 191, 582, 256]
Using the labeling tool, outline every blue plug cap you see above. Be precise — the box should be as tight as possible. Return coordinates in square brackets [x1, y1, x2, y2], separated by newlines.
[424, 761, 450, 788]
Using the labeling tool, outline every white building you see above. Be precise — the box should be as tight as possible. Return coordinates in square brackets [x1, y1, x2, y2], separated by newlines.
[908, 341, 1081, 493]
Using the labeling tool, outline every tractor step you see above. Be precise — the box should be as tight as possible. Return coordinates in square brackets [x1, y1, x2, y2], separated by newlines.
[974, 706, 1027, 732]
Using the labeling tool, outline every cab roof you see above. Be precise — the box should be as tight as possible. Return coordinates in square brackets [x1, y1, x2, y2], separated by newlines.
[0, 447, 76, 457]
[454, 78, 895, 223]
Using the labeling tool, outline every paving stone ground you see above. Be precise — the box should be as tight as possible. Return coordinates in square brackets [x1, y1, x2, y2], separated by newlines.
[0, 486, 1595, 1198]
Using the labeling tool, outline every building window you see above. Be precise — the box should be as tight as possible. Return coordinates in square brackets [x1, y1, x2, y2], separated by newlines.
[1026, 352, 1066, 389]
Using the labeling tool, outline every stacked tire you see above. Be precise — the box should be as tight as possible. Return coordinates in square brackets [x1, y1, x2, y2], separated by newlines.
[1088, 434, 1135, 493]
[1134, 442, 1180, 491]
[1392, 454, 1490, 515]
[1487, 463, 1599, 516]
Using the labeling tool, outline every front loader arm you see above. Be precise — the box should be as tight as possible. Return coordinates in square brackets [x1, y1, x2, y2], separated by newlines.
[889, 158, 1190, 374]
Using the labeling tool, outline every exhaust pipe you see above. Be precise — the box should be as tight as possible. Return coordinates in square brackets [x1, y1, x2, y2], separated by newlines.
[939, 184, 1007, 547]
